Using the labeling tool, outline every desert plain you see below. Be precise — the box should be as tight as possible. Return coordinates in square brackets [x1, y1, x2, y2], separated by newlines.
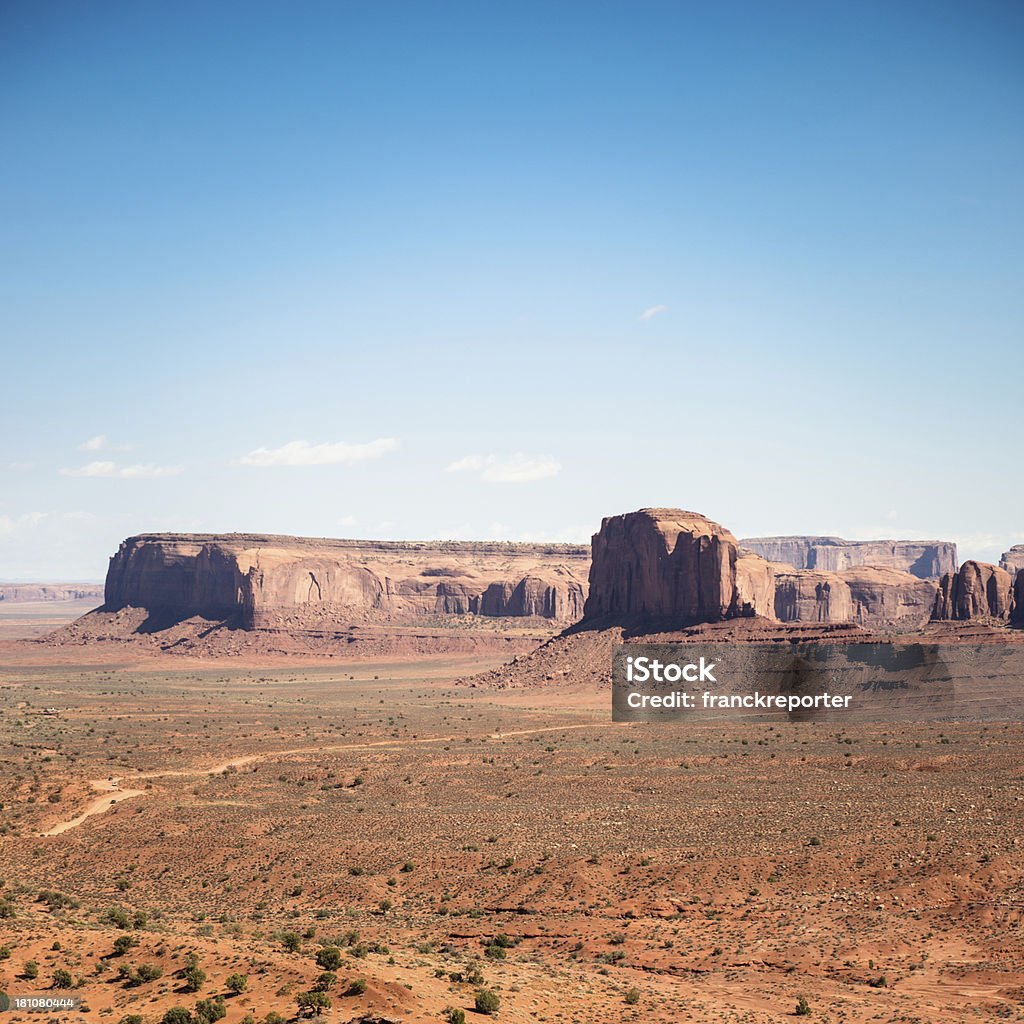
[0, 596, 1022, 1024]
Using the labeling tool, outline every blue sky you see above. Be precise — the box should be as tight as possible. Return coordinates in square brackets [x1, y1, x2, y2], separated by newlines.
[2, 1, 1022, 579]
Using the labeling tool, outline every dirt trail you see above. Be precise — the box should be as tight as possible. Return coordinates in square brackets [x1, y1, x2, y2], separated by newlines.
[40, 720, 618, 836]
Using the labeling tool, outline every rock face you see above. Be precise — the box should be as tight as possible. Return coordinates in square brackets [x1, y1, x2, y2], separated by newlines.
[932, 562, 1015, 622]
[584, 509, 764, 626]
[584, 510, 940, 631]
[0, 583, 104, 603]
[740, 536, 956, 579]
[772, 569, 854, 624]
[103, 534, 590, 628]
[841, 567, 938, 629]
[1000, 545, 1024, 576]
[1014, 572, 1024, 626]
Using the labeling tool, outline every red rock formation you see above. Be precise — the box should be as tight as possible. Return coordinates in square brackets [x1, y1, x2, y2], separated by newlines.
[1014, 571, 1024, 626]
[103, 534, 589, 627]
[772, 569, 853, 624]
[1000, 545, 1024, 576]
[932, 561, 1015, 622]
[740, 536, 956, 579]
[839, 567, 937, 629]
[584, 509, 746, 626]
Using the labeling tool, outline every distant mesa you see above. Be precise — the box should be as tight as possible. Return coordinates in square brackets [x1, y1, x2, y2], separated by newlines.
[581, 509, 1013, 633]
[740, 536, 957, 580]
[100, 532, 589, 630]
[0, 583, 104, 603]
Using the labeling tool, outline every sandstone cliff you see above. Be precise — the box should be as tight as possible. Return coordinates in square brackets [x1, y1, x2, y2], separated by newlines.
[1014, 571, 1024, 626]
[103, 534, 589, 628]
[740, 536, 956, 579]
[932, 561, 1015, 622]
[584, 510, 940, 631]
[1000, 545, 1024, 576]
[583, 509, 766, 627]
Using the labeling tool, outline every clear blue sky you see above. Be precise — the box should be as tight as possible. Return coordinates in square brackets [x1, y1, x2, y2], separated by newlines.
[2, 1, 1022, 579]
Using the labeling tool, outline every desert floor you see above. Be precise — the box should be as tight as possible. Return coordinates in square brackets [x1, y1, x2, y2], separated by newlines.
[0, 611, 1022, 1023]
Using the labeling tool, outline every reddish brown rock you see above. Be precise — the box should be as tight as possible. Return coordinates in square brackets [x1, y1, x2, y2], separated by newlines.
[839, 566, 938, 629]
[0, 583, 103, 603]
[103, 534, 589, 628]
[1014, 571, 1024, 626]
[772, 569, 854, 624]
[932, 561, 1015, 622]
[1000, 545, 1024, 576]
[735, 553, 776, 619]
[583, 509, 745, 626]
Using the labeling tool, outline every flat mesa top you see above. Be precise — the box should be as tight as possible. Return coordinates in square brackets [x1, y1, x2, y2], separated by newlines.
[119, 533, 591, 557]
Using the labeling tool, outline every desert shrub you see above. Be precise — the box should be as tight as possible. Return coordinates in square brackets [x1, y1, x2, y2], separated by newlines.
[281, 931, 302, 953]
[295, 990, 331, 1016]
[162, 1009, 192, 1024]
[193, 996, 226, 1024]
[137, 964, 163, 983]
[105, 905, 132, 928]
[23, 961, 39, 980]
[263, 1015, 285, 1024]
[444, 1009, 466, 1024]
[313, 972, 336, 992]
[315, 946, 342, 970]
[119, 1015, 144, 1024]
[795, 995, 811, 1016]
[484, 944, 506, 960]
[113, 935, 139, 955]
[625, 987, 640, 1005]
[346, 977, 367, 996]
[0, 946, 9, 960]
[474, 989, 500, 1015]
[51, 968, 74, 988]
[183, 965, 206, 992]
[225, 973, 247, 994]
[868, 975, 888, 988]
[0, 900, 15, 918]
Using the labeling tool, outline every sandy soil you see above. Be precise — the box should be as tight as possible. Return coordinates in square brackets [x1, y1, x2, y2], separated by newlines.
[0, 639, 1022, 1023]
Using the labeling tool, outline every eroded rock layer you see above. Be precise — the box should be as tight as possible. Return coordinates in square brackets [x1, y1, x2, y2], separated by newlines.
[740, 536, 956, 579]
[582, 510, 938, 630]
[1000, 545, 1024, 576]
[932, 562, 1015, 622]
[0, 583, 104, 603]
[103, 534, 590, 627]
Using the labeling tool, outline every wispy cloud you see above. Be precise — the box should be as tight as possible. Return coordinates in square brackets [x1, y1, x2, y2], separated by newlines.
[640, 304, 668, 321]
[0, 511, 47, 537]
[61, 461, 183, 479]
[78, 434, 134, 452]
[239, 438, 399, 467]
[445, 453, 561, 484]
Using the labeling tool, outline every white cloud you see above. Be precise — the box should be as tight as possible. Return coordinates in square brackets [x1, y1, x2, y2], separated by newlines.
[239, 438, 399, 467]
[0, 512, 47, 537]
[640, 304, 668, 321]
[445, 453, 562, 484]
[61, 461, 183, 479]
[337, 515, 359, 527]
[78, 435, 134, 452]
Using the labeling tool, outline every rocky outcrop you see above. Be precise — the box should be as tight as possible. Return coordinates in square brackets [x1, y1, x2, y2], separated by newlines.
[932, 561, 1015, 622]
[773, 569, 853, 624]
[103, 534, 589, 628]
[740, 536, 956, 579]
[1000, 545, 1024, 576]
[0, 583, 104, 603]
[1014, 571, 1024, 626]
[841, 567, 937, 629]
[584, 509, 758, 626]
[584, 510, 941, 631]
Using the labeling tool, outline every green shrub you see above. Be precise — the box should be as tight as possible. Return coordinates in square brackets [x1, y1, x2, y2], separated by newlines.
[625, 987, 640, 1005]
[52, 968, 74, 989]
[23, 961, 39, 980]
[162, 1009, 192, 1024]
[183, 965, 206, 992]
[346, 977, 367, 996]
[225, 973, 247, 994]
[315, 946, 342, 970]
[295, 990, 331, 1016]
[474, 989, 500, 1015]
[444, 1009, 466, 1024]
[795, 995, 811, 1016]
[193, 996, 225, 1024]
